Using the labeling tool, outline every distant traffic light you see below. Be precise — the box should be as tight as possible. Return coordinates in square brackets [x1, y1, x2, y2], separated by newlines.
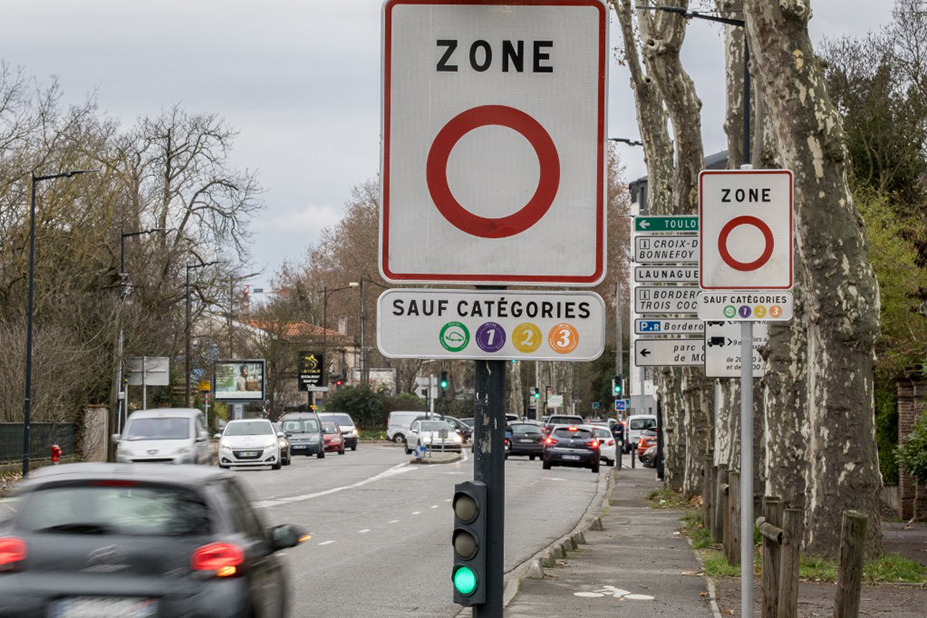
[440, 371, 449, 390]
[613, 375, 623, 396]
[529, 387, 538, 400]
[452, 481, 486, 606]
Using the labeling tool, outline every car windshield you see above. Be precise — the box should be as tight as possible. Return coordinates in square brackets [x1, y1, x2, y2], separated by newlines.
[419, 421, 452, 432]
[125, 417, 189, 440]
[549, 416, 583, 426]
[630, 418, 657, 430]
[282, 419, 320, 433]
[553, 427, 593, 439]
[17, 483, 212, 536]
[323, 414, 353, 426]
[593, 428, 611, 439]
[224, 421, 274, 436]
[322, 423, 340, 433]
[511, 423, 541, 434]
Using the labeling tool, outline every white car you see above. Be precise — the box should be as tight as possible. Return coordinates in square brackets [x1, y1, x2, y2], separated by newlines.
[591, 426, 618, 467]
[404, 419, 463, 454]
[114, 408, 211, 465]
[217, 419, 282, 470]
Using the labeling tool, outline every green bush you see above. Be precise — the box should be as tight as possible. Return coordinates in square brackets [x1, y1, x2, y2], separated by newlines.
[324, 386, 387, 429]
[897, 410, 927, 484]
[875, 380, 900, 484]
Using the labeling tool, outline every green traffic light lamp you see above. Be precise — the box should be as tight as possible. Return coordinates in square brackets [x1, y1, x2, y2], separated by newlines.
[453, 566, 478, 596]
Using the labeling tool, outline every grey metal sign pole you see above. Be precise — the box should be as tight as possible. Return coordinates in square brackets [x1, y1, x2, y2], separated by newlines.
[473, 358, 505, 617]
[741, 320, 754, 613]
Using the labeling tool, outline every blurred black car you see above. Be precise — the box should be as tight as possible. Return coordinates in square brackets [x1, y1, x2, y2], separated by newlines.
[641, 444, 658, 468]
[0, 463, 307, 618]
[542, 425, 600, 473]
[506, 422, 545, 460]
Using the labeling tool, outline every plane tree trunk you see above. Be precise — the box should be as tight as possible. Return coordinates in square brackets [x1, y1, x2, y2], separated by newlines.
[744, 0, 883, 556]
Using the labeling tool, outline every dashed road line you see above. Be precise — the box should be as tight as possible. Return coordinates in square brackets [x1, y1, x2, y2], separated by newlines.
[358, 529, 371, 534]
[389, 519, 400, 524]
[430, 505, 439, 509]
[318, 541, 336, 546]
[412, 511, 421, 515]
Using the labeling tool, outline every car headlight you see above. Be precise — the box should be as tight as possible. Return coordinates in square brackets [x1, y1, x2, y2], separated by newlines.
[264, 439, 277, 449]
[452, 434, 462, 443]
[220, 440, 231, 449]
[176, 447, 191, 455]
[278, 439, 287, 448]
[352, 429, 359, 435]
[309, 435, 320, 442]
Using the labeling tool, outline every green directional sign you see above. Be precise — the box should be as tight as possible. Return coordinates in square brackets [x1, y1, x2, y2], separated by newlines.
[634, 215, 698, 233]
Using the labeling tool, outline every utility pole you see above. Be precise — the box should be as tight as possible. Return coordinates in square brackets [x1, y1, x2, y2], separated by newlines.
[185, 260, 219, 407]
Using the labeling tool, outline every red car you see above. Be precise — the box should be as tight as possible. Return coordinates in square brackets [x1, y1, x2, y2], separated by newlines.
[322, 422, 345, 455]
[637, 430, 658, 460]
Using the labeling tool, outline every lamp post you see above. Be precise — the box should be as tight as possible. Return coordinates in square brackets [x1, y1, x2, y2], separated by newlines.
[607, 137, 644, 147]
[321, 283, 358, 396]
[114, 227, 168, 438]
[186, 260, 220, 407]
[22, 169, 97, 477]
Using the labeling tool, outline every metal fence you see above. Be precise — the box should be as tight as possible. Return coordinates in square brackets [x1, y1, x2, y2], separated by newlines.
[0, 423, 78, 463]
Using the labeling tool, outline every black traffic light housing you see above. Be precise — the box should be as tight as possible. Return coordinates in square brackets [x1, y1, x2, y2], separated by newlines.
[440, 370, 449, 391]
[613, 375, 623, 396]
[452, 480, 487, 606]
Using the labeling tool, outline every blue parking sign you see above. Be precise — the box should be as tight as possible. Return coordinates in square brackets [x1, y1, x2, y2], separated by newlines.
[615, 399, 628, 412]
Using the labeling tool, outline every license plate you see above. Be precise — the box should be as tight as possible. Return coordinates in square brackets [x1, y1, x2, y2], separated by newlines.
[50, 597, 158, 618]
[519, 439, 534, 443]
[562, 454, 581, 461]
[292, 445, 305, 449]
[240, 451, 258, 457]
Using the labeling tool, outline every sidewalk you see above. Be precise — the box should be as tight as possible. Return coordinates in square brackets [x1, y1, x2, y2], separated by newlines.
[506, 462, 717, 617]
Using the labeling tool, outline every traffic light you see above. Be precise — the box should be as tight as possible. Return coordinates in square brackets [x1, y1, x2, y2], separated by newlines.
[529, 386, 538, 399]
[613, 375, 623, 396]
[440, 371, 449, 391]
[452, 481, 487, 605]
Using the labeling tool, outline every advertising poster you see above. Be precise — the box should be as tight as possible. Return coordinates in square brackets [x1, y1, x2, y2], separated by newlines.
[214, 360, 265, 401]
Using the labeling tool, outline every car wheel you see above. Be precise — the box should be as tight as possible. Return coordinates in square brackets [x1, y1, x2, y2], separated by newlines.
[317, 452, 325, 459]
[272, 460, 282, 470]
[542, 460, 551, 470]
[404, 442, 413, 455]
[351, 444, 357, 451]
[339, 447, 345, 455]
[592, 463, 600, 474]
[284, 453, 291, 466]
[529, 455, 536, 461]
[393, 434, 405, 444]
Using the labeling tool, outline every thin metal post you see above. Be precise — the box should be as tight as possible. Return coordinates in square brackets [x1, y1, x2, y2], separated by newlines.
[359, 277, 366, 386]
[474, 359, 505, 617]
[322, 286, 329, 387]
[741, 321, 754, 615]
[743, 38, 751, 165]
[142, 355, 148, 410]
[22, 174, 38, 477]
[185, 267, 192, 407]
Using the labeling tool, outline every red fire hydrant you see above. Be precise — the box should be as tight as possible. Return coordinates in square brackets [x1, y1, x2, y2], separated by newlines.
[51, 444, 62, 464]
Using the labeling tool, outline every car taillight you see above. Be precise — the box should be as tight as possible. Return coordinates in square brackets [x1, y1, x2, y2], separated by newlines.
[587, 440, 599, 449]
[545, 437, 555, 445]
[191, 543, 244, 577]
[0, 537, 27, 571]
[608, 440, 614, 446]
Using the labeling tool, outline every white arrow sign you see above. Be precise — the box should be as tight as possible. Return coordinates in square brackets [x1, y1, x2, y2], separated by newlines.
[634, 339, 704, 367]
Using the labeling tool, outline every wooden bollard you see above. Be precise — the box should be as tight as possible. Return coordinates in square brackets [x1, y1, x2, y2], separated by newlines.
[727, 470, 741, 566]
[834, 510, 868, 618]
[761, 497, 783, 618]
[714, 464, 728, 544]
[777, 508, 803, 618]
[703, 455, 715, 531]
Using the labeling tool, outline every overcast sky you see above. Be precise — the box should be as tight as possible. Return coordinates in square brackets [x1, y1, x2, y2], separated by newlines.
[1, 1, 893, 290]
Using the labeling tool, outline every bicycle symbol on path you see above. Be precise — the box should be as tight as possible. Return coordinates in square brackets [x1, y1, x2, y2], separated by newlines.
[573, 585, 654, 601]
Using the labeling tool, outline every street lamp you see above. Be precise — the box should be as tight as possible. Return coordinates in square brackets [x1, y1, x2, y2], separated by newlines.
[22, 169, 98, 476]
[114, 228, 170, 437]
[357, 274, 390, 387]
[608, 137, 644, 147]
[186, 260, 220, 407]
[321, 283, 359, 393]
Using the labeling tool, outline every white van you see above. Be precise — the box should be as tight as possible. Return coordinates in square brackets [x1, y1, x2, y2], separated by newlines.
[386, 411, 426, 444]
[114, 408, 210, 464]
[626, 414, 657, 452]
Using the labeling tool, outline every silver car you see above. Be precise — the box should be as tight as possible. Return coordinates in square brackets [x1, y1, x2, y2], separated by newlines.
[404, 419, 463, 454]
[114, 408, 210, 464]
[218, 419, 283, 470]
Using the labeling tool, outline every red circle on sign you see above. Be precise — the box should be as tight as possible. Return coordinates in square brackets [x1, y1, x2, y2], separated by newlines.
[426, 105, 560, 239]
[718, 216, 775, 271]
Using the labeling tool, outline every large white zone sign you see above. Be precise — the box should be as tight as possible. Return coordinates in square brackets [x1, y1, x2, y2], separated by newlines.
[380, 0, 607, 285]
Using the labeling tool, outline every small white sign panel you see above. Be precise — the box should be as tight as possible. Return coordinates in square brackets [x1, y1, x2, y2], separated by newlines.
[634, 318, 704, 336]
[634, 286, 699, 315]
[381, 0, 608, 285]
[634, 265, 699, 283]
[697, 291, 794, 321]
[634, 339, 705, 367]
[377, 289, 606, 361]
[699, 170, 793, 290]
[704, 321, 769, 378]
[633, 235, 698, 264]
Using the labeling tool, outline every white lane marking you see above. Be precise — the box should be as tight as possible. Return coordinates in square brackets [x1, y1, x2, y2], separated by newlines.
[358, 529, 371, 534]
[412, 511, 421, 515]
[318, 541, 335, 546]
[389, 519, 400, 524]
[430, 505, 439, 509]
[254, 462, 417, 508]
[445, 498, 453, 502]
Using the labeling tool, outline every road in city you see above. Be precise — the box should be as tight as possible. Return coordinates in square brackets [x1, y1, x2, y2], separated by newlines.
[233, 442, 605, 617]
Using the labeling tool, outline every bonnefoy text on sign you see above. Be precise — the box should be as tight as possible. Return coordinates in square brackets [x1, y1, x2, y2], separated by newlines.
[377, 289, 605, 361]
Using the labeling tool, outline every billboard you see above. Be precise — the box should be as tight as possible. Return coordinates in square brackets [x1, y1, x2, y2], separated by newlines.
[298, 351, 324, 391]
[214, 360, 265, 401]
